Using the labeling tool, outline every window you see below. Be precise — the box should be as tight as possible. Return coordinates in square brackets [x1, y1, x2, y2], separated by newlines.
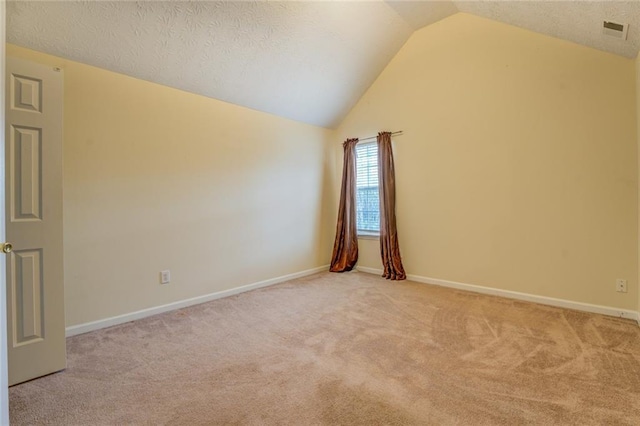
[356, 142, 379, 234]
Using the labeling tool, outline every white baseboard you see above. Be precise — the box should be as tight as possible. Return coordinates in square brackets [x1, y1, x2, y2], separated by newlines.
[357, 266, 640, 322]
[66, 265, 329, 337]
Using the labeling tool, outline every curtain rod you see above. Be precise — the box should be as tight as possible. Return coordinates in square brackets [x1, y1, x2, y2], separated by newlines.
[357, 130, 403, 143]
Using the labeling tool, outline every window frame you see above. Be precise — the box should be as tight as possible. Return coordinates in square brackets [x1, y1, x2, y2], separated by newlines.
[355, 140, 380, 238]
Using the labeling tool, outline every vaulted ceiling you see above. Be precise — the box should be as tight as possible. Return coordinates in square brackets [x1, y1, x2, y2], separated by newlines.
[7, 1, 640, 128]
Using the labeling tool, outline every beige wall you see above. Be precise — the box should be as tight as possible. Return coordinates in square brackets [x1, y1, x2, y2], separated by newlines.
[335, 13, 638, 310]
[7, 44, 333, 327]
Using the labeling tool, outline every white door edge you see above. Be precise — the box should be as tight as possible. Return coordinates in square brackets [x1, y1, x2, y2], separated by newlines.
[1, 1, 11, 424]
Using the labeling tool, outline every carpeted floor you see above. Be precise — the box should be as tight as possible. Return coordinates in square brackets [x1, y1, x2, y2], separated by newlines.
[9, 271, 640, 425]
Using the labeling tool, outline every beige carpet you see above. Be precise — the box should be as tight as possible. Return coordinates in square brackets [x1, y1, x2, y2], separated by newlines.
[9, 271, 640, 425]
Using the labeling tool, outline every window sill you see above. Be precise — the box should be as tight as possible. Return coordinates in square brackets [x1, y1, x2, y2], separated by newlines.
[358, 232, 379, 240]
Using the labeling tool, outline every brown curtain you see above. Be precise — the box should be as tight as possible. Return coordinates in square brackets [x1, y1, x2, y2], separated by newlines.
[377, 132, 406, 280]
[330, 138, 359, 272]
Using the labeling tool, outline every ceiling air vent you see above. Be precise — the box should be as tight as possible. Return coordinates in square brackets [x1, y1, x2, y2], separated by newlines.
[602, 21, 628, 40]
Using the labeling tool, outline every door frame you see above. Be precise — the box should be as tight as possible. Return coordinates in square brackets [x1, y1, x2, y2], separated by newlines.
[1, 0, 10, 423]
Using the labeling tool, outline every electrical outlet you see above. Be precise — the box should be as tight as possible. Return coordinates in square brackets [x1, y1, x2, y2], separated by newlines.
[160, 270, 171, 285]
[615, 279, 627, 293]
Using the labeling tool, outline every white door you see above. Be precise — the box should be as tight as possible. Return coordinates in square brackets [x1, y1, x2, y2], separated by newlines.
[5, 57, 65, 386]
[1, 1, 10, 421]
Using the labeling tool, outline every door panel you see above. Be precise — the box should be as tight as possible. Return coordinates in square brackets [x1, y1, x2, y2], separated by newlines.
[6, 57, 64, 386]
[10, 125, 42, 221]
[11, 249, 44, 346]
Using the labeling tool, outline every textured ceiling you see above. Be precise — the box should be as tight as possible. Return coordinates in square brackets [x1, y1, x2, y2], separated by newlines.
[454, 1, 640, 59]
[6, 1, 640, 129]
[7, 1, 415, 128]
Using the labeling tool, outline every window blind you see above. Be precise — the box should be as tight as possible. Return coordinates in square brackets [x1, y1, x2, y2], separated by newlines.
[355, 142, 379, 233]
